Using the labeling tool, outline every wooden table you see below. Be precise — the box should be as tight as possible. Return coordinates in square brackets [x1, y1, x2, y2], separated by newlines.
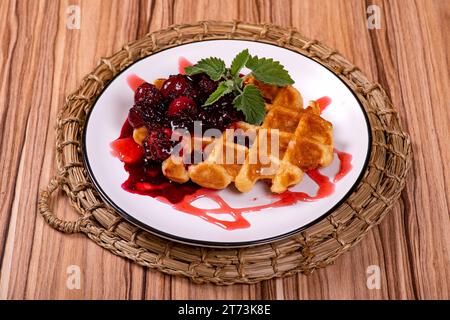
[0, 0, 449, 300]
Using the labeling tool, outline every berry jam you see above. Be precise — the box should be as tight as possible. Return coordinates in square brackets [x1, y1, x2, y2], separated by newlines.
[127, 74, 146, 91]
[116, 117, 339, 231]
[316, 96, 332, 112]
[119, 119, 134, 138]
[122, 160, 201, 203]
[333, 148, 353, 182]
[110, 58, 353, 230]
[178, 57, 193, 74]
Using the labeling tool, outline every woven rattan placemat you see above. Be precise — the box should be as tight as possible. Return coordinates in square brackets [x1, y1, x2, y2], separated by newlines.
[38, 21, 411, 285]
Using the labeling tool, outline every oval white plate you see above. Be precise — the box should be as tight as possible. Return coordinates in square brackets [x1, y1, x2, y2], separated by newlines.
[84, 40, 371, 247]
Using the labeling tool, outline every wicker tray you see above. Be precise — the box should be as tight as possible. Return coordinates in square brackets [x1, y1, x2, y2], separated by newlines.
[38, 21, 411, 285]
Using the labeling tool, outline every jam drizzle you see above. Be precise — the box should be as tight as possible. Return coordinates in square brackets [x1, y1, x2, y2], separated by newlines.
[113, 64, 353, 230]
[126, 74, 146, 91]
[316, 96, 332, 112]
[117, 147, 337, 230]
[333, 148, 353, 182]
[178, 57, 193, 74]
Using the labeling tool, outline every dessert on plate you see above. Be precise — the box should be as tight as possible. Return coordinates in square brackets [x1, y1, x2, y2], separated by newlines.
[112, 50, 333, 195]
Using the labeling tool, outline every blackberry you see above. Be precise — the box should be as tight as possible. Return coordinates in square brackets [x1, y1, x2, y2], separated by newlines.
[197, 94, 244, 132]
[170, 109, 198, 133]
[134, 82, 162, 108]
[139, 102, 169, 127]
[189, 73, 218, 104]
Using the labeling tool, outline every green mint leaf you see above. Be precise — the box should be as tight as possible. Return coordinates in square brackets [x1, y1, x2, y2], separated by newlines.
[246, 55, 294, 86]
[184, 57, 226, 81]
[235, 76, 244, 88]
[233, 84, 266, 125]
[230, 49, 250, 76]
[203, 81, 233, 106]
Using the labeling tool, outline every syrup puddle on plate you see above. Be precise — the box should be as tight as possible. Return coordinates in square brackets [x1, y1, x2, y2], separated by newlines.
[111, 58, 353, 230]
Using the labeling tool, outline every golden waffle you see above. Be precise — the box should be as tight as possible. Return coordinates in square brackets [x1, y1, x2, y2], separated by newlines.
[269, 102, 333, 193]
[162, 135, 214, 183]
[161, 81, 333, 193]
[187, 123, 254, 189]
[234, 105, 302, 192]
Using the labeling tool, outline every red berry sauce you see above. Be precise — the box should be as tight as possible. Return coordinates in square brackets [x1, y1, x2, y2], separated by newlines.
[333, 148, 353, 182]
[127, 74, 146, 91]
[316, 96, 332, 113]
[122, 160, 201, 204]
[178, 57, 193, 74]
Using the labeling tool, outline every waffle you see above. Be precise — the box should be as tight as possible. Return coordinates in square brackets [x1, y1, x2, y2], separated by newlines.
[161, 80, 333, 193]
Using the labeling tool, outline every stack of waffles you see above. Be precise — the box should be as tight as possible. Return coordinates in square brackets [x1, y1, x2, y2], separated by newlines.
[162, 79, 334, 193]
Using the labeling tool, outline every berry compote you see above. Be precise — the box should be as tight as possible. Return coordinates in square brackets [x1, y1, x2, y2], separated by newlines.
[118, 72, 244, 166]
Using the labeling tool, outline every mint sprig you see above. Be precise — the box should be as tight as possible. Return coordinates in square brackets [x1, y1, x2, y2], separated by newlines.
[184, 50, 294, 125]
[233, 84, 266, 125]
[230, 49, 250, 77]
[184, 57, 225, 81]
[203, 80, 234, 106]
[245, 55, 294, 86]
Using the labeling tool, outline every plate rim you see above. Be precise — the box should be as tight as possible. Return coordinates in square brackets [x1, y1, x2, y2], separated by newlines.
[82, 39, 373, 248]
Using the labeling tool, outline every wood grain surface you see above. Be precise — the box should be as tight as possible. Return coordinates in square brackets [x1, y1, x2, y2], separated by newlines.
[0, 0, 449, 300]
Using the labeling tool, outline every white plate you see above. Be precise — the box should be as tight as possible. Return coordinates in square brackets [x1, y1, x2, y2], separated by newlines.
[83, 40, 371, 247]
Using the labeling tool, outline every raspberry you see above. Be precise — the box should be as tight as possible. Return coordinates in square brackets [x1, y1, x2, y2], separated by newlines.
[143, 128, 173, 162]
[167, 96, 197, 116]
[160, 75, 198, 101]
[134, 82, 162, 108]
